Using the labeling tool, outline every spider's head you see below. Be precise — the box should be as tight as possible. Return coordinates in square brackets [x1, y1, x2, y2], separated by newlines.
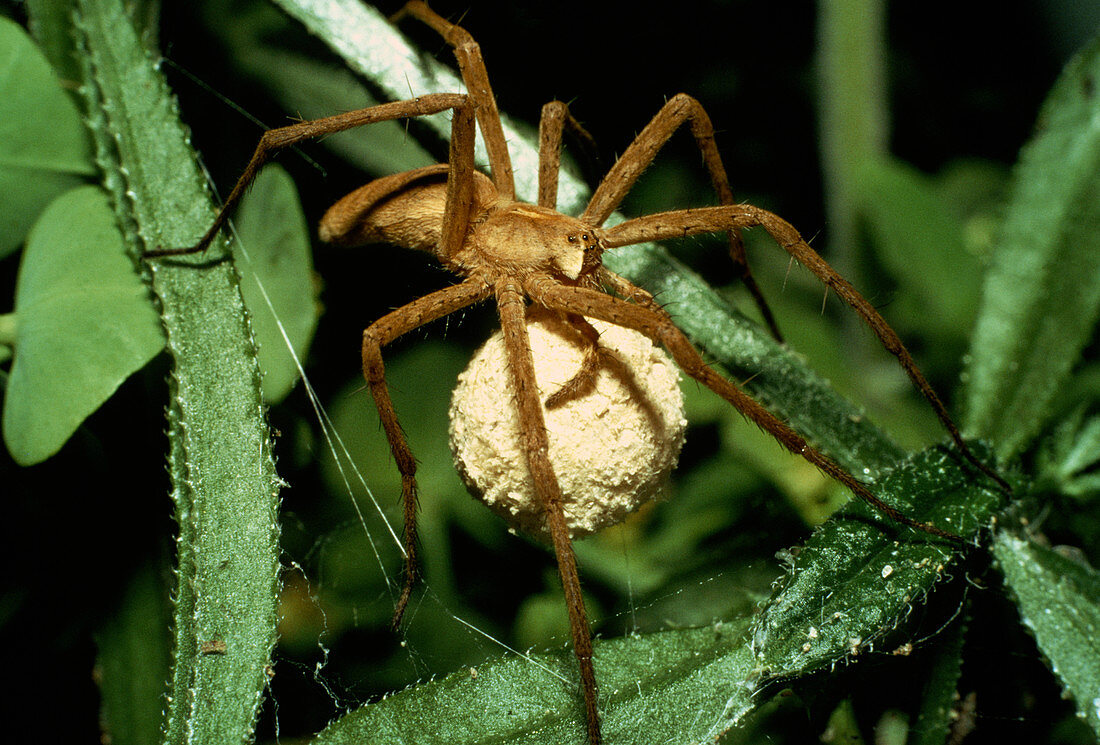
[561, 225, 606, 280]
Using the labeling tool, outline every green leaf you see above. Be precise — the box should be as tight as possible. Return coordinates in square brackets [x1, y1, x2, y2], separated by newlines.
[0, 15, 96, 257]
[2, 185, 164, 465]
[964, 34, 1100, 459]
[67, 0, 283, 742]
[854, 156, 981, 339]
[992, 532, 1100, 737]
[94, 555, 172, 745]
[910, 612, 967, 745]
[313, 620, 758, 745]
[1036, 403, 1100, 498]
[752, 444, 1004, 677]
[234, 164, 318, 403]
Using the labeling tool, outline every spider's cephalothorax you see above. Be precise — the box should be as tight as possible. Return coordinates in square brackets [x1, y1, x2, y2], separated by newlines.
[471, 202, 605, 281]
[169, 3, 1007, 742]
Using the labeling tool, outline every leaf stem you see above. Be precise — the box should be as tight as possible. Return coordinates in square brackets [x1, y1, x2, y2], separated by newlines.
[815, 0, 889, 314]
[66, 0, 283, 742]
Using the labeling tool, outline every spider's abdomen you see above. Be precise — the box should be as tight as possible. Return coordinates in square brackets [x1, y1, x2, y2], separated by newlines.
[320, 164, 497, 257]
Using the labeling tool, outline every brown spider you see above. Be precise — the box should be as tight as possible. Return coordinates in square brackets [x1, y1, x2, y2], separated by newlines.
[167, 3, 1005, 742]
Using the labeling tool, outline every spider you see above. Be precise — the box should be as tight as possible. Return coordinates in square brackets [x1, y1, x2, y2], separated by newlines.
[166, 3, 1005, 742]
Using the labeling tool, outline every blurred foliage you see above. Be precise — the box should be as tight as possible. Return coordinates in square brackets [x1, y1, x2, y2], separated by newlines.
[2, 0, 1099, 744]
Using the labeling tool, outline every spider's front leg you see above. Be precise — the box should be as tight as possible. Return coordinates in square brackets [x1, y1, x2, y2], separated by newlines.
[542, 314, 606, 409]
[536, 100, 600, 210]
[360, 280, 491, 627]
[527, 277, 967, 543]
[577, 93, 783, 341]
[601, 204, 1010, 492]
[391, 0, 515, 199]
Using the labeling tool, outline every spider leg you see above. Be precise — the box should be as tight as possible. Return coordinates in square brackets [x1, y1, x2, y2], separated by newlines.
[496, 283, 602, 744]
[146, 93, 470, 258]
[437, 100, 479, 260]
[361, 278, 492, 629]
[601, 205, 1010, 491]
[580, 93, 782, 341]
[392, 1, 516, 200]
[598, 267, 662, 309]
[573, 270, 671, 400]
[544, 314, 604, 409]
[527, 277, 967, 543]
[537, 101, 599, 209]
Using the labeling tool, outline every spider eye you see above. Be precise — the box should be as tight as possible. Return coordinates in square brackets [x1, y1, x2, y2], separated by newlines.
[567, 235, 577, 243]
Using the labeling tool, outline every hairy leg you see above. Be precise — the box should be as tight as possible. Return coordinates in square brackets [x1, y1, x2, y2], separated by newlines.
[527, 276, 967, 543]
[601, 205, 1009, 491]
[598, 267, 662, 309]
[496, 284, 602, 744]
[580, 93, 781, 340]
[392, 1, 516, 199]
[543, 314, 605, 409]
[536, 100, 600, 210]
[147, 94, 470, 257]
[361, 279, 492, 627]
[437, 101, 478, 259]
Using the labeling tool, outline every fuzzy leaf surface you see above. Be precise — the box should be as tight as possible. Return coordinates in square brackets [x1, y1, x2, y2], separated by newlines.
[965, 34, 1100, 458]
[69, 0, 283, 742]
[992, 532, 1100, 737]
[753, 444, 1004, 677]
[314, 621, 757, 745]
